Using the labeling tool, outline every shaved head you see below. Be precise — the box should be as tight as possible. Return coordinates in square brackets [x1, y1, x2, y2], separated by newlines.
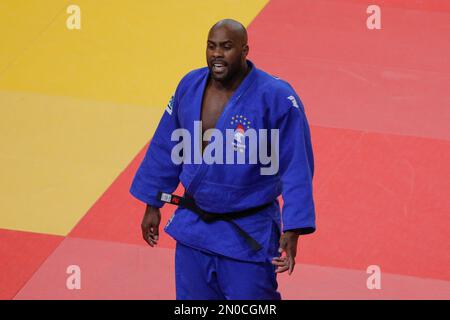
[209, 19, 248, 46]
[206, 19, 250, 83]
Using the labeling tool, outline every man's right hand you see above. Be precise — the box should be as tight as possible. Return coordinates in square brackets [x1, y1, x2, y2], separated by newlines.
[141, 205, 161, 247]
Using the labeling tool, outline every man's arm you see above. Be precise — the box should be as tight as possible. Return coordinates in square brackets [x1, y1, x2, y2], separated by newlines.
[130, 90, 183, 246]
[130, 93, 182, 208]
[271, 88, 316, 274]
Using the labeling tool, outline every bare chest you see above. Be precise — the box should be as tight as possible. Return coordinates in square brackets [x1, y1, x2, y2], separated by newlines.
[200, 87, 233, 151]
[200, 87, 233, 132]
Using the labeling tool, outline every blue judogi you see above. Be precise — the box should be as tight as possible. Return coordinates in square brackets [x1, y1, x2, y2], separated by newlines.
[130, 60, 315, 299]
[175, 241, 281, 300]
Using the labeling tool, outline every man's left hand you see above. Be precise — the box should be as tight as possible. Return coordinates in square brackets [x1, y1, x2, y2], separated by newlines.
[271, 230, 300, 275]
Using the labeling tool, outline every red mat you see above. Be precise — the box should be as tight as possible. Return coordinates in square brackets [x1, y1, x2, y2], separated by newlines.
[0, 229, 63, 299]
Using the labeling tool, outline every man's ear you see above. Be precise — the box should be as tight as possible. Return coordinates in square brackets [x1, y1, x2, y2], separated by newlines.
[243, 44, 249, 57]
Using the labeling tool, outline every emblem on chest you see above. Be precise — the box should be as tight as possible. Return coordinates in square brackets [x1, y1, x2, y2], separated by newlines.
[231, 115, 251, 153]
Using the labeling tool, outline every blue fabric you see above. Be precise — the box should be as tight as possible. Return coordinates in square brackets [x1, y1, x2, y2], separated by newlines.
[175, 241, 282, 300]
[130, 60, 316, 262]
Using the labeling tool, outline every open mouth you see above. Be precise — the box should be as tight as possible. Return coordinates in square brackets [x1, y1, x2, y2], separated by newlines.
[212, 62, 226, 73]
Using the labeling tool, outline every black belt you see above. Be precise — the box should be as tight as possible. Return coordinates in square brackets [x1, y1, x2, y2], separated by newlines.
[157, 191, 272, 251]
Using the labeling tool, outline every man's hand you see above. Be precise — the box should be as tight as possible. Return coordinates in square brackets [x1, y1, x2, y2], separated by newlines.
[271, 230, 300, 275]
[141, 205, 161, 247]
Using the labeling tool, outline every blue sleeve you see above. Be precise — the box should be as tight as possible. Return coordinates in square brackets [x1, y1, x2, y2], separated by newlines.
[129, 88, 182, 208]
[276, 92, 316, 235]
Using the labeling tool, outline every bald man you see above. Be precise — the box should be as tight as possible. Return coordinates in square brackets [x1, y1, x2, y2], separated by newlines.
[131, 19, 316, 300]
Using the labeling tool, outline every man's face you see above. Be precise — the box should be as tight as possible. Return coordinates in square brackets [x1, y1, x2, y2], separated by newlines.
[206, 27, 247, 82]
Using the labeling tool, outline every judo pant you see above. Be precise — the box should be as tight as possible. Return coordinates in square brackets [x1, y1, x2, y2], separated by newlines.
[175, 242, 282, 300]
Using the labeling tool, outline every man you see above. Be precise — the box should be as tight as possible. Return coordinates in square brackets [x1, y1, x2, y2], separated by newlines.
[130, 19, 316, 300]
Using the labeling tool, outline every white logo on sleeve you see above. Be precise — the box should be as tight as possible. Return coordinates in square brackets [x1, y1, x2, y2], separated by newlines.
[287, 95, 299, 109]
[166, 95, 174, 115]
